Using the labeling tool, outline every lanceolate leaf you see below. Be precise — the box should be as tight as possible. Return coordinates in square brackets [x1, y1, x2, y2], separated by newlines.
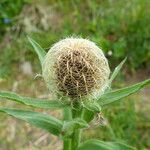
[109, 58, 127, 83]
[83, 101, 101, 112]
[0, 108, 63, 136]
[77, 139, 135, 150]
[98, 79, 150, 106]
[27, 36, 46, 65]
[0, 91, 66, 109]
[62, 118, 89, 137]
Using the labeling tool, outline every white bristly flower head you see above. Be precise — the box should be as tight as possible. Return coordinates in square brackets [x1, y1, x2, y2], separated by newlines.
[42, 37, 110, 100]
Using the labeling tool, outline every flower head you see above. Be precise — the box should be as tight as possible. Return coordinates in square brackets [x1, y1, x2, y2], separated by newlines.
[42, 37, 110, 100]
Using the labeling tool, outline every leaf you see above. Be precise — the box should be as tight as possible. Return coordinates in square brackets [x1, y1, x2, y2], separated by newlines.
[77, 139, 135, 150]
[0, 107, 63, 136]
[82, 100, 101, 123]
[98, 79, 150, 106]
[62, 118, 89, 137]
[0, 91, 67, 109]
[109, 58, 127, 83]
[83, 108, 94, 123]
[27, 36, 46, 65]
[83, 101, 101, 112]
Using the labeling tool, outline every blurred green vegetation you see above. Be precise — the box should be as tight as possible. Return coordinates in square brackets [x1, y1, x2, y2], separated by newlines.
[0, 0, 26, 39]
[0, 0, 150, 78]
[0, 0, 150, 150]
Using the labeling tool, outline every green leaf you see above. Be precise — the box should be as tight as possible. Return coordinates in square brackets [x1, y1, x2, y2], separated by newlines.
[82, 101, 101, 123]
[77, 139, 135, 150]
[83, 101, 101, 112]
[98, 79, 150, 106]
[83, 108, 94, 123]
[62, 118, 89, 137]
[109, 58, 127, 83]
[0, 107, 63, 136]
[0, 91, 67, 109]
[27, 36, 46, 65]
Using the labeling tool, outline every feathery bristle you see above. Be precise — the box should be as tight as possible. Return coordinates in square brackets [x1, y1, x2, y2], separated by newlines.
[42, 37, 110, 100]
[55, 50, 96, 98]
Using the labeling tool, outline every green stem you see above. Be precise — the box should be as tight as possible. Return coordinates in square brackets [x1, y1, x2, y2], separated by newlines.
[71, 129, 81, 150]
[63, 139, 71, 150]
[63, 107, 72, 150]
[71, 108, 83, 150]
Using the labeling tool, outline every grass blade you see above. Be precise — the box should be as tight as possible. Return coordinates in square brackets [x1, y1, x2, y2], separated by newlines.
[27, 36, 46, 65]
[0, 91, 66, 109]
[98, 79, 150, 106]
[0, 107, 63, 136]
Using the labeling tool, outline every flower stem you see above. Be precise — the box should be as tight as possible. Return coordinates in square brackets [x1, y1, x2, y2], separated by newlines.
[71, 128, 81, 150]
[63, 139, 71, 150]
[63, 107, 72, 150]
[71, 107, 83, 150]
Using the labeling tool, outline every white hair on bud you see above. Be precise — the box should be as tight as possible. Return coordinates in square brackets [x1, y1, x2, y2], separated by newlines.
[42, 37, 110, 100]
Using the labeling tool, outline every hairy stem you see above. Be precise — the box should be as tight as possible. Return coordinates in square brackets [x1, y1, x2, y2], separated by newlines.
[71, 129, 81, 150]
[63, 107, 72, 150]
[71, 107, 83, 150]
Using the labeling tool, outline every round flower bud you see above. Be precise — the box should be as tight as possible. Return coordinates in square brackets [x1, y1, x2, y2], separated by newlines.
[42, 37, 110, 100]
